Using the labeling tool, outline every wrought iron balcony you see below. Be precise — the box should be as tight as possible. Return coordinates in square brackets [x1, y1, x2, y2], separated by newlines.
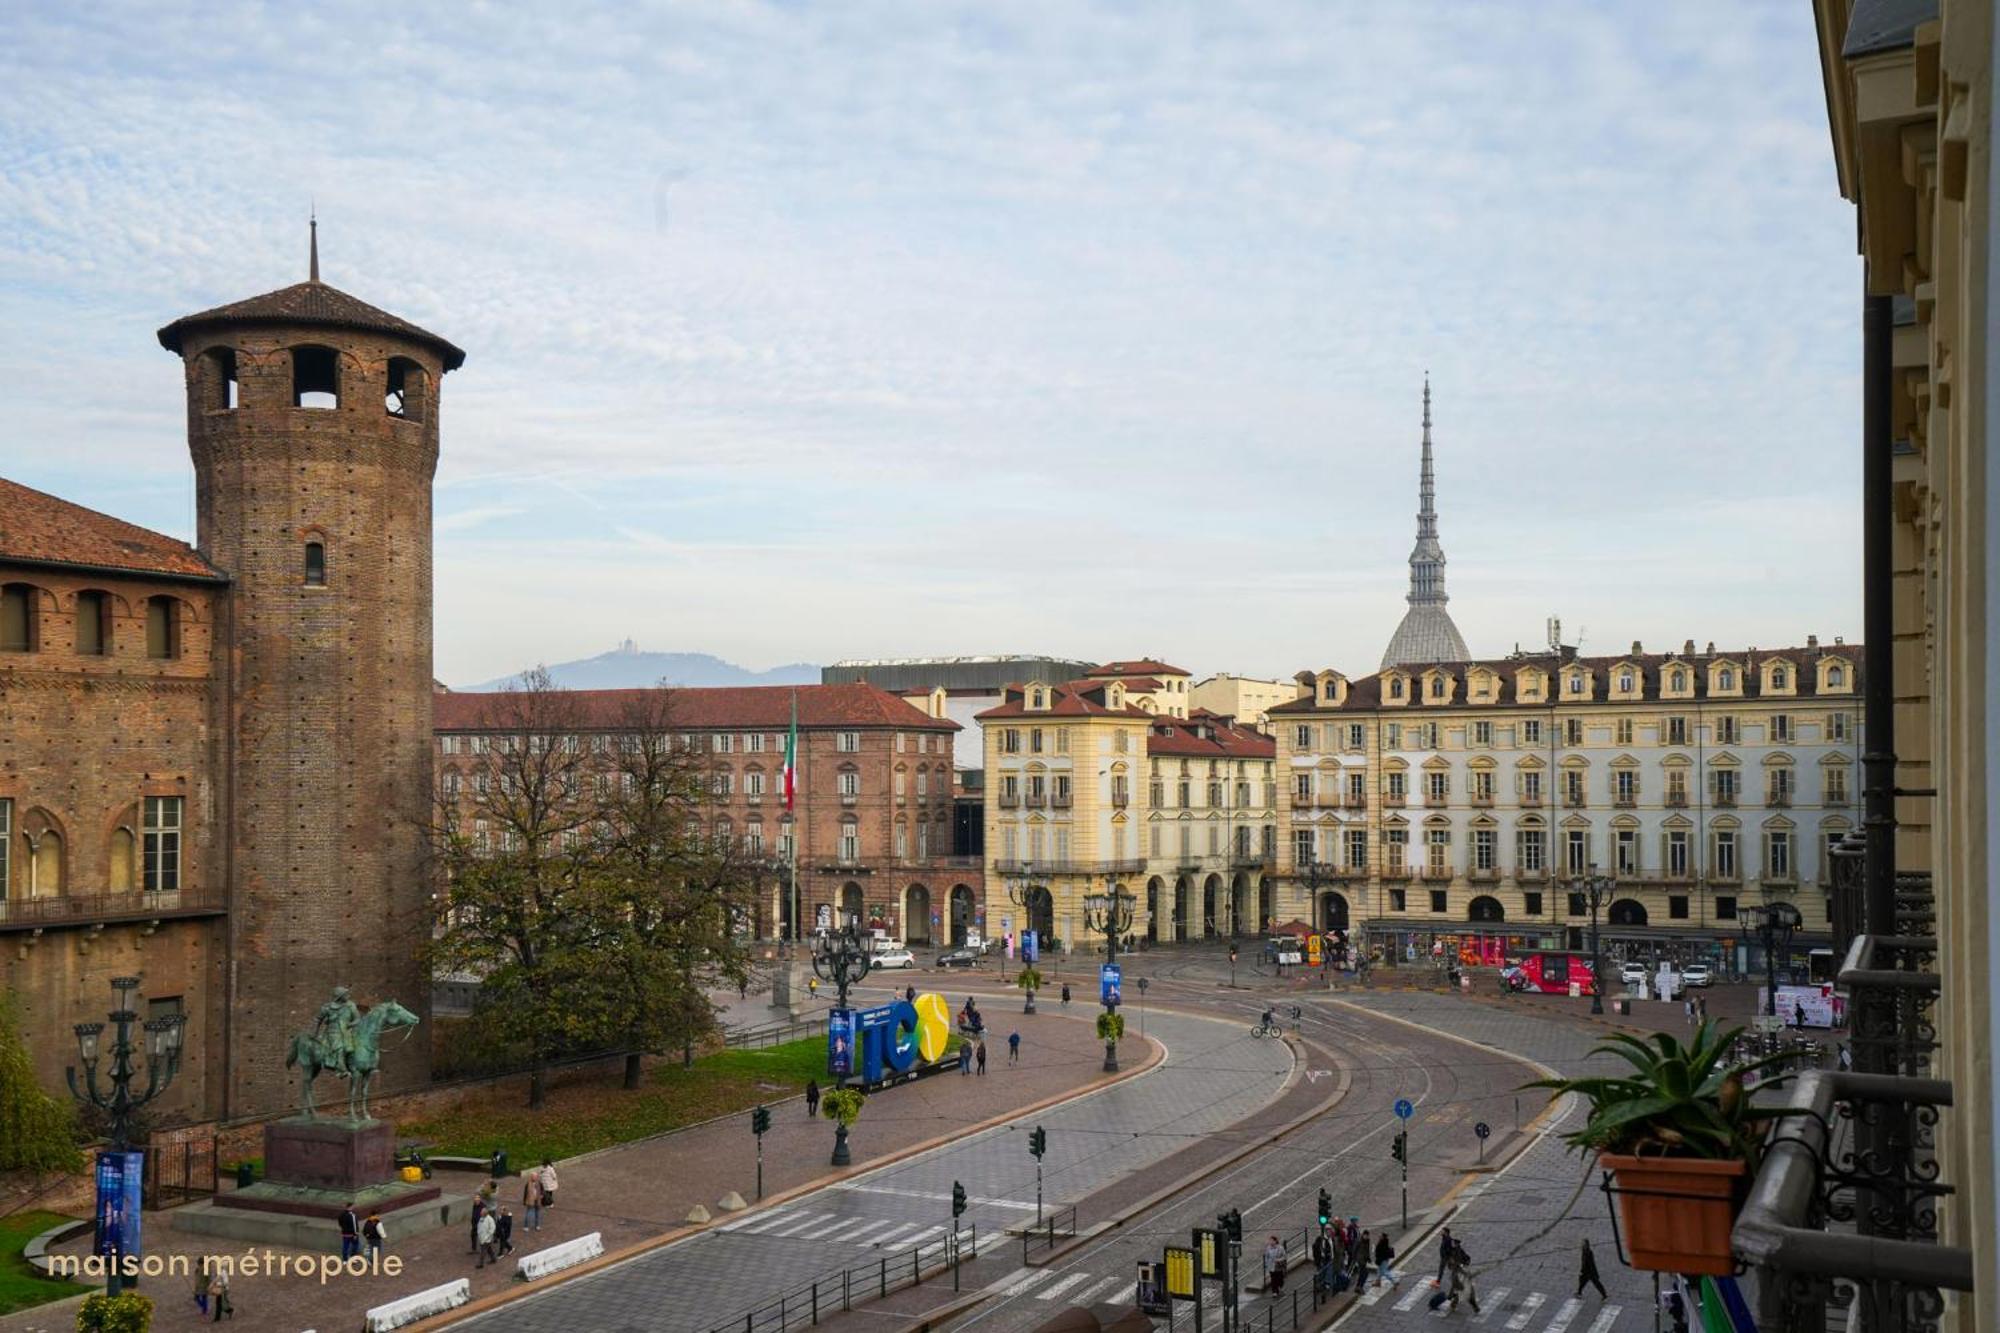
[0, 886, 226, 933]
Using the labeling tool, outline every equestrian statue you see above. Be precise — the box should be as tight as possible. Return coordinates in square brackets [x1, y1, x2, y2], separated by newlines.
[285, 985, 420, 1120]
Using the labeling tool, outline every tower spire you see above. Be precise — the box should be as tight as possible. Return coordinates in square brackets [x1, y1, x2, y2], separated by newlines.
[1380, 375, 1471, 668]
[1416, 373, 1436, 542]
[309, 207, 319, 283]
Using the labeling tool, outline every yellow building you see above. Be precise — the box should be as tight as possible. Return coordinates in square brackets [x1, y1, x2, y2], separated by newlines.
[1267, 642, 1862, 966]
[978, 675, 1276, 950]
[1190, 674, 1296, 729]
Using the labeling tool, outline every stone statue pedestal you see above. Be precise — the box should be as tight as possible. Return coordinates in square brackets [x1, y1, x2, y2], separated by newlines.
[263, 1117, 395, 1192]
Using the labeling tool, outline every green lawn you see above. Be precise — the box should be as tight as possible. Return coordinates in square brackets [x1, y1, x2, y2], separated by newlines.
[0, 1211, 90, 1316]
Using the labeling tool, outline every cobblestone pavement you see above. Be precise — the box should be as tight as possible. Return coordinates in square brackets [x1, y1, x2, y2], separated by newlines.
[460, 999, 1295, 1333]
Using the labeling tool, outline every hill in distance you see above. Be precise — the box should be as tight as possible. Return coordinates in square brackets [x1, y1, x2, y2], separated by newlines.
[465, 641, 820, 692]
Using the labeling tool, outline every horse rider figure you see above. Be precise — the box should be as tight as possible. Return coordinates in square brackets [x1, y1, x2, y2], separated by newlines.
[314, 986, 360, 1078]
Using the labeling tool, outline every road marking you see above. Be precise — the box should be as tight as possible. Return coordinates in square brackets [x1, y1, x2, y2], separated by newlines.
[842, 1219, 906, 1244]
[731, 1209, 814, 1235]
[1581, 1308, 1622, 1333]
[757, 1211, 833, 1237]
[1037, 1272, 1094, 1302]
[794, 1218, 856, 1241]
[1072, 1274, 1126, 1306]
[1468, 1287, 1509, 1323]
[1540, 1296, 1584, 1333]
[1394, 1281, 1433, 1311]
[998, 1268, 1052, 1297]
[838, 1183, 1041, 1211]
[1355, 1279, 1392, 1306]
[1505, 1292, 1547, 1329]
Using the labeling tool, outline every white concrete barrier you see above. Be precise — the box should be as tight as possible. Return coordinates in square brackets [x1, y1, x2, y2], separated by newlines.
[516, 1230, 605, 1281]
[365, 1278, 471, 1331]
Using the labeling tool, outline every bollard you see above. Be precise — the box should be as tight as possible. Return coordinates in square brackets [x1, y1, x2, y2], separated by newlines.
[843, 1268, 851, 1311]
[879, 1257, 887, 1298]
[811, 1280, 818, 1325]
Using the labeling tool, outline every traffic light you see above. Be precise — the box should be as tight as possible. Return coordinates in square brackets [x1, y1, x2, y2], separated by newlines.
[1028, 1126, 1047, 1159]
[752, 1105, 771, 1135]
[1391, 1131, 1407, 1164]
[951, 1181, 968, 1217]
[1217, 1208, 1242, 1243]
[1316, 1188, 1331, 1227]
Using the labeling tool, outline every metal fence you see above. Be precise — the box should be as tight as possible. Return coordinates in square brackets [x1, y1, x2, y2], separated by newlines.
[1019, 1204, 1078, 1263]
[726, 1016, 826, 1049]
[704, 1224, 978, 1333]
[1163, 1223, 1325, 1333]
[144, 1129, 217, 1210]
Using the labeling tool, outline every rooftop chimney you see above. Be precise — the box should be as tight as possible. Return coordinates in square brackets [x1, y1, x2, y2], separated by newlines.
[1807, 633, 1820, 649]
[1683, 639, 1695, 656]
[1631, 639, 1643, 655]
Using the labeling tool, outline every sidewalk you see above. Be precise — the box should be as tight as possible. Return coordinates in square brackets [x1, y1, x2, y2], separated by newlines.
[6, 1005, 1111, 1333]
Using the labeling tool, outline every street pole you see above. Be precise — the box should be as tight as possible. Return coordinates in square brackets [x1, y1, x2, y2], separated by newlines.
[1587, 868, 1606, 1016]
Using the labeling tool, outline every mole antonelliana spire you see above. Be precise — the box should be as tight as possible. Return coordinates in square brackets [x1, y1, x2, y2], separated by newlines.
[1381, 376, 1471, 668]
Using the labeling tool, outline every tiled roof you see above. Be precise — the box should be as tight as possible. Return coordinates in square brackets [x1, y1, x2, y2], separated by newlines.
[975, 679, 1154, 721]
[157, 281, 467, 370]
[0, 477, 223, 581]
[1268, 644, 1862, 715]
[1146, 714, 1275, 759]
[435, 683, 959, 732]
[1088, 659, 1189, 678]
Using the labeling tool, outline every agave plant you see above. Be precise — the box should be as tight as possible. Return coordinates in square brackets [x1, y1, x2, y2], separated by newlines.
[1528, 1021, 1800, 1169]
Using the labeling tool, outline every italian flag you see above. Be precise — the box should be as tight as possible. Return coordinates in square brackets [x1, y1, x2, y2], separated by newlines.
[782, 691, 798, 812]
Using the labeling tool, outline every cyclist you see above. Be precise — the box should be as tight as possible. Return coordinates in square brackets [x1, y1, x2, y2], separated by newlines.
[1261, 1007, 1275, 1032]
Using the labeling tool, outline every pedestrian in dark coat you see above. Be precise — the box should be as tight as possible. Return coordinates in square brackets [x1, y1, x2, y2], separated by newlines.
[1575, 1237, 1608, 1299]
[959, 1042, 972, 1075]
[497, 1206, 516, 1255]
[1434, 1227, 1454, 1284]
[805, 1079, 821, 1117]
[470, 1193, 487, 1254]
[1008, 1031, 1020, 1063]
[338, 1202, 360, 1261]
[1061, 983, 1072, 1007]
[1374, 1232, 1396, 1287]
[976, 1040, 988, 1075]
[1310, 1231, 1335, 1295]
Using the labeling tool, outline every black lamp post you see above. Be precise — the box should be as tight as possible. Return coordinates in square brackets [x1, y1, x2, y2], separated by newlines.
[1007, 864, 1054, 1000]
[1743, 900, 1803, 1018]
[67, 976, 185, 1296]
[1565, 866, 1614, 1016]
[1081, 884, 1135, 1073]
[812, 925, 873, 1165]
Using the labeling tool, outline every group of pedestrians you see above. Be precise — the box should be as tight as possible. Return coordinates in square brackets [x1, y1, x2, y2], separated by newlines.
[1309, 1218, 1395, 1296]
[1683, 994, 1710, 1025]
[473, 1158, 559, 1269]
[336, 1202, 388, 1261]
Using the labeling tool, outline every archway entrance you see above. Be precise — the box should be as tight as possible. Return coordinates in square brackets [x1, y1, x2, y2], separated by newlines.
[1146, 877, 1164, 942]
[1229, 874, 1249, 938]
[1258, 877, 1275, 934]
[1173, 878, 1191, 942]
[1320, 891, 1350, 932]
[949, 884, 977, 945]
[1609, 899, 1649, 927]
[1022, 886, 1055, 943]
[1468, 895, 1505, 924]
[1202, 875, 1222, 939]
[905, 884, 933, 945]
[839, 882, 864, 929]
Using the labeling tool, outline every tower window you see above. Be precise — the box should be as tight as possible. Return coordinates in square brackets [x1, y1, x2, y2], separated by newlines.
[386, 356, 429, 421]
[199, 346, 238, 411]
[75, 590, 110, 656]
[304, 540, 327, 587]
[145, 596, 180, 659]
[291, 345, 340, 409]
[0, 583, 38, 652]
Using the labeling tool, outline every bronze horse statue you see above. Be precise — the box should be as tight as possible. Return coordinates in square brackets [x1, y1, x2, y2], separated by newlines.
[285, 999, 419, 1120]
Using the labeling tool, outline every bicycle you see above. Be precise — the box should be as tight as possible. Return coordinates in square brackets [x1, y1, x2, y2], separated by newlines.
[1250, 1022, 1283, 1039]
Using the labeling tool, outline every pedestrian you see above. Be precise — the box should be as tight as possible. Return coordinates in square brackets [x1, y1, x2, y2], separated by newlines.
[1374, 1232, 1396, 1287]
[363, 1212, 387, 1260]
[475, 1208, 499, 1268]
[1684, 996, 1696, 1027]
[523, 1169, 544, 1231]
[959, 1042, 972, 1075]
[1434, 1226, 1454, 1285]
[193, 1265, 211, 1316]
[1311, 1230, 1334, 1296]
[497, 1206, 516, 1256]
[209, 1265, 233, 1321]
[1445, 1241, 1479, 1314]
[1795, 1001, 1807, 1030]
[338, 1200, 360, 1261]
[1008, 1031, 1020, 1064]
[905, 985, 916, 1004]
[1263, 1235, 1286, 1296]
[470, 1190, 487, 1254]
[739, 976, 748, 1001]
[805, 1078, 822, 1118]
[808, 976, 819, 999]
[1349, 1226, 1368, 1288]
[539, 1159, 559, 1208]
[976, 1040, 987, 1075]
[1575, 1237, 1608, 1299]
[1061, 983, 1071, 1008]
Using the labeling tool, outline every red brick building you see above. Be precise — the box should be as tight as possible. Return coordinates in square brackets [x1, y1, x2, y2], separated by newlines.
[433, 685, 977, 945]
[1, 245, 458, 1121]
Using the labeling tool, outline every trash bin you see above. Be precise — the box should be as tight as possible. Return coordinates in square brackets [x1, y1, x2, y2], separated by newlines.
[235, 1162, 255, 1189]
[490, 1148, 509, 1179]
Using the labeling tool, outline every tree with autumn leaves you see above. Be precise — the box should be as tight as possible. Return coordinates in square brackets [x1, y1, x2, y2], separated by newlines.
[426, 670, 760, 1107]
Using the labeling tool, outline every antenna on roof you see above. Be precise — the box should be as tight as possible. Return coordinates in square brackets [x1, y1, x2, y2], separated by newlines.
[309, 202, 320, 283]
[1546, 616, 1562, 654]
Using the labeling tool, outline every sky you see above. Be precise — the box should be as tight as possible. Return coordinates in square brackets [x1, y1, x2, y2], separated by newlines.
[0, 2, 1865, 687]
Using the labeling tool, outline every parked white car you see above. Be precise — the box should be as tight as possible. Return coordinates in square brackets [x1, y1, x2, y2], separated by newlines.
[872, 948, 917, 970]
[1620, 962, 1649, 987]
[1682, 963, 1713, 988]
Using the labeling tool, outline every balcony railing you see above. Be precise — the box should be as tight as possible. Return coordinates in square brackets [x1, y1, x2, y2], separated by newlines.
[1733, 920, 1971, 1333]
[1716, 791, 1738, 808]
[0, 887, 225, 932]
[1468, 865, 1499, 881]
[1290, 791, 1313, 808]
[991, 858, 1145, 876]
[1768, 792, 1792, 808]
[1024, 791, 1047, 808]
[1229, 848, 1268, 869]
[1666, 791, 1689, 808]
[1051, 791, 1072, 808]
[997, 791, 1020, 808]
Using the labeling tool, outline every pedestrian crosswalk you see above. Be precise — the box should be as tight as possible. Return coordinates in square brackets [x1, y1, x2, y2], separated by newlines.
[1346, 1274, 1625, 1330]
[714, 1208, 951, 1250]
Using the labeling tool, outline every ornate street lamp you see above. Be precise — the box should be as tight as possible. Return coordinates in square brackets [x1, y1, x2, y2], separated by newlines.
[1564, 866, 1614, 1016]
[1742, 900, 1804, 1018]
[1081, 884, 1136, 1073]
[67, 976, 185, 1296]
[812, 925, 873, 1165]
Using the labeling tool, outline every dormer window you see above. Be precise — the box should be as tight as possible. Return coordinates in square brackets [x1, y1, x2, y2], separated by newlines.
[1569, 674, 1585, 695]
[1618, 670, 1635, 693]
[1719, 668, 1735, 690]
[1390, 677, 1405, 699]
[1827, 664, 1845, 688]
[1429, 676, 1445, 699]
[1671, 669, 1686, 691]
[1771, 667, 1789, 690]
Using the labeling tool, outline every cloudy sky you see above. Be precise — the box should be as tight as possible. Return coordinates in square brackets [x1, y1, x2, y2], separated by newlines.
[0, 2, 1863, 686]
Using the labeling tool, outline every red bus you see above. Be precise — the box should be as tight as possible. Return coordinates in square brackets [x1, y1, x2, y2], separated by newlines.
[1503, 951, 1598, 996]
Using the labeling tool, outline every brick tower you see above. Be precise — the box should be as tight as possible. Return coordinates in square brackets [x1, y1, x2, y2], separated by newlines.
[158, 227, 464, 1117]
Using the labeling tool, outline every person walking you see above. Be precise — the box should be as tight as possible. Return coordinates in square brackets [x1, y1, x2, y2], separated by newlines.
[808, 976, 819, 1000]
[1795, 1001, 1808, 1030]
[497, 1206, 516, 1256]
[1434, 1226, 1454, 1285]
[209, 1265, 233, 1322]
[959, 1042, 972, 1075]
[1445, 1241, 1480, 1314]
[470, 1191, 487, 1254]
[193, 1265, 211, 1317]
[1374, 1232, 1396, 1287]
[1008, 1031, 1020, 1064]
[475, 1208, 499, 1268]
[1061, 983, 1072, 1008]
[522, 1169, 544, 1231]
[539, 1160, 559, 1209]
[1311, 1229, 1334, 1296]
[1263, 1236, 1286, 1296]
[363, 1212, 386, 1261]
[338, 1201, 360, 1261]
[905, 985, 916, 1003]
[976, 1040, 988, 1075]
[1575, 1237, 1608, 1299]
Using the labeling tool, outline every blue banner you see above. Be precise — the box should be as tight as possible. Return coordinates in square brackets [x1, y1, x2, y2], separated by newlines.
[827, 1009, 856, 1078]
[1022, 931, 1039, 963]
[1100, 962, 1122, 1007]
[94, 1150, 143, 1264]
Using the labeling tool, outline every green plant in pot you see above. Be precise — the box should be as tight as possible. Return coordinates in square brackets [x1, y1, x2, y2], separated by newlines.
[1527, 1020, 1797, 1276]
[1016, 965, 1043, 1014]
[821, 1086, 866, 1167]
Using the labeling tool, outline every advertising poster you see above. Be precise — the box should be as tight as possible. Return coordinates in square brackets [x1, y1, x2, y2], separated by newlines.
[1306, 934, 1323, 967]
[1765, 984, 1839, 1028]
[1022, 930, 1039, 963]
[827, 1009, 856, 1077]
[94, 1149, 143, 1263]
[1100, 962, 1122, 1006]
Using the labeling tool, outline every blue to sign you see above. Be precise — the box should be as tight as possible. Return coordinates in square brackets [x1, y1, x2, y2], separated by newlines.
[1394, 1098, 1414, 1120]
[1100, 963, 1122, 1007]
[1474, 1121, 1491, 1139]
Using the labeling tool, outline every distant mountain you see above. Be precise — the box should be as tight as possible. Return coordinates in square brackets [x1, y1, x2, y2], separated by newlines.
[465, 642, 820, 692]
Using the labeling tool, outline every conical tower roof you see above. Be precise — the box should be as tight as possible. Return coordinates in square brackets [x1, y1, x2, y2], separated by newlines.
[1381, 377, 1470, 668]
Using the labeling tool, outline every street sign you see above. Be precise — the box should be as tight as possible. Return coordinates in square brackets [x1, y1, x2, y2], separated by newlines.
[1164, 1246, 1197, 1299]
[1474, 1121, 1490, 1139]
[1137, 976, 1150, 994]
[1394, 1098, 1414, 1120]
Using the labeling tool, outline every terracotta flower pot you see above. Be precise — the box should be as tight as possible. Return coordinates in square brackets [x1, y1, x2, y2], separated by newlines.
[1599, 1153, 1745, 1276]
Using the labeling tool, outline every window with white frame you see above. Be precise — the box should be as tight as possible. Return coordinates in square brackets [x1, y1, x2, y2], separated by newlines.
[1348, 723, 1365, 750]
[838, 770, 860, 798]
[1522, 769, 1543, 804]
[1294, 724, 1313, 750]
[1473, 720, 1493, 747]
[839, 821, 859, 861]
[1345, 828, 1367, 870]
[1516, 826, 1545, 873]
[1667, 829, 1690, 877]
[1384, 828, 1408, 873]
[1472, 827, 1496, 871]
[1714, 828, 1738, 878]
[1565, 829, 1589, 875]
[1772, 714, 1793, 742]
[747, 771, 765, 798]
[1828, 712, 1850, 741]
[746, 733, 764, 753]
[143, 796, 182, 892]
[1766, 829, 1792, 879]
[1614, 827, 1639, 875]
[1425, 828, 1450, 875]
[1522, 719, 1543, 744]
[837, 732, 860, 753]
[713, 733, 732, 754]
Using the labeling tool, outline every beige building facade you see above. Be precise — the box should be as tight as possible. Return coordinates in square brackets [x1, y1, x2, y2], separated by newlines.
[1190, 674, 1295, 729]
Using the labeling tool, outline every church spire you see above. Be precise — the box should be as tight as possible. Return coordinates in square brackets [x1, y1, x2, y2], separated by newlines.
[1380, 376, 1471, 668]
[309, 208, 320, 283]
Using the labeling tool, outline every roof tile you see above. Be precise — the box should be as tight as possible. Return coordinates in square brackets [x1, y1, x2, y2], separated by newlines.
[0, 477, 222, 581]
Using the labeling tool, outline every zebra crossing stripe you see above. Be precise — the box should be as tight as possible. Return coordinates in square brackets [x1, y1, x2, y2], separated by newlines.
[1394, 1281, 1435, 1312]
[1355, 1279, 1392, 1307]
[1504, 1292, 1547, 1329]
[764, 1212, 835, 1238]
[1072, 1274, 1126, 1306]
[1468, 1288, 1509, 1323]
[1540, 1296, 1585, 1333]
[1037, 1273, 1094, 1302]
[841, 1219, 904, 1244]
[998, 1268, 1052, 1297]
[736, 1210, 811, 1235]
[1581, 1308, 1623, 1333]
